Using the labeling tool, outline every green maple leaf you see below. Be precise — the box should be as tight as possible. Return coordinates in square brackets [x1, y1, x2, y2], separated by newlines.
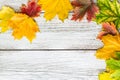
[96, 0, 120, 30]
[106, 56, 120, 80]
[106, 58, 120, 70]
[111, 70, 120, 80]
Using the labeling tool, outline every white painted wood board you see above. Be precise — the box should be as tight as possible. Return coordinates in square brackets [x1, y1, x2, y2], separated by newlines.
[0, 0, 105, 80]
[0, 51, 105, 80]
[0, 14, 103, 49]
[0, 0, 103, 49]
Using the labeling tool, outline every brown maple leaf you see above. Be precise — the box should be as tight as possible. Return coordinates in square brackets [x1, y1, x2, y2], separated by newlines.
[71, 0, 99, 22]
[21, 0, 41, 17]
[97, 22, 118, 39]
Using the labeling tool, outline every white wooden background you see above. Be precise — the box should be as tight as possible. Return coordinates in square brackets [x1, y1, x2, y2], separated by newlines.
[0, 0, 106, 80]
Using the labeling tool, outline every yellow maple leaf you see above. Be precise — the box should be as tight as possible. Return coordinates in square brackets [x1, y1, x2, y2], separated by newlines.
[38, 0, 73, 21]
[0, 6, 15, 32]
[96, 34, 120, 60]
[99, 72, 115, 80]
[9, 13, 40, 42]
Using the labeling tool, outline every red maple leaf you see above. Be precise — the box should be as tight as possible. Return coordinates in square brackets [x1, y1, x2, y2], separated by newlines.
[71, 0, 99, 22]
[97, 22, 118, 39]
[21, 0, 41, 17]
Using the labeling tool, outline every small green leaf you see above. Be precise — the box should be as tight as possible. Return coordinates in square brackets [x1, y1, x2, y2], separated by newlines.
[106, 58, 120, 70]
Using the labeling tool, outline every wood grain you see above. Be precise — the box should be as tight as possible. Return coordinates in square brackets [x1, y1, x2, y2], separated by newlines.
[0, 1, 105, 80]
[0, 14, 103, 49]
[0, 0, 103, 49]
[0, 51, 105, 80]
[0, 0, 97, 9]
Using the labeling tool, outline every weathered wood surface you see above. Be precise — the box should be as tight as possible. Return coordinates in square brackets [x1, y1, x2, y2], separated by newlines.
[0, 14, 103, 49]
[0, 0, 105, 80]
[0, 0, 103, 49]
[0, 51, 105, 80]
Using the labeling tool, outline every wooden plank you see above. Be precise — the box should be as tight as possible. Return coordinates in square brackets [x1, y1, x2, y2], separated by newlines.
[0, 0, 97, 9]
[0, 51, 105, 80]
[0, 0, 103, 49]
[0, 32, 102, 49]
[0, 14, 103, 49]
[0, 1, 106, 80]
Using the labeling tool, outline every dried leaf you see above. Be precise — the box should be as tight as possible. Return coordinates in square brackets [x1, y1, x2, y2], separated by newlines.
[96, 34, 120, 60]
[97, 22, 118, 39]
[0, 6, 15, 32]
[71, 0, 99, 21]
[9, 13, 39, 42]
[99, 72, 115, 80]
[21, 0, 41, 17]
[38, 0, 73, 21]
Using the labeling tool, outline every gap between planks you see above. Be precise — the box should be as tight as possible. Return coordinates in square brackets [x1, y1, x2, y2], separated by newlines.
[0, 49, 97, 51]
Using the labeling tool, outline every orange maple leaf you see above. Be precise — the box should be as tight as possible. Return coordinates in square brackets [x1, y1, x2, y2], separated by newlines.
[9, 13, 40, 42]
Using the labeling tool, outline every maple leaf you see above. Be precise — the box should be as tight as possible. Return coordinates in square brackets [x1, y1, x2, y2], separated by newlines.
[21, 0, 41, 17]
[97, 22, 118, 39]
[106, 58, 120, 80]
[71, 0, 99, 21]
[99, 72, 115, 80]
[0, 6, 15, 32]
[111, 70, 120, 80]
[107, 58, 120, 70]
[9, 13, 39, 42]
[95, 34, 120, 60]
[38, 0, 73, 21]
[96, 0, 120, 30]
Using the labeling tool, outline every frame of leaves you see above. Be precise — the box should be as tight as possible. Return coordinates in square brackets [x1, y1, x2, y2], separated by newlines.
[0, 0, 120, 80]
